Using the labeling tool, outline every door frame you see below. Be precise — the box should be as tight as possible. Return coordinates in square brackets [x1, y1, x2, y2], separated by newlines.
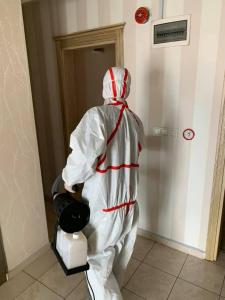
[206, 75, 225, 260]
[54, 23, 125, 155]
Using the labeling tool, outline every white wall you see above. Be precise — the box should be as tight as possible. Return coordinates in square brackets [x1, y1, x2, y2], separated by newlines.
[0, 0, 48, 270]
[44, 0, 225, 253]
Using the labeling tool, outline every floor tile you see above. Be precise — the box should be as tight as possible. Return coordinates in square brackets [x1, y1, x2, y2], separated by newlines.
[24, 248, 57, 279]
[126, 263, 176, 300]
[122, 288, 144, 300]
[0, 272, 34, 300]
[124, 258, 141, 285]
[132, 236, 154, 261]
[39, 263, 84, 297]
[180, 256, 225, 294]
[144, 243, 187, 276]
[15, 281, 63, 300]
[65, 280, 90, 300]
[168, 278, 219, 300]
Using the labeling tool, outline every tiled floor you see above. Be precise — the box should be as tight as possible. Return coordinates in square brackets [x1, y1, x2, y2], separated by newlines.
[1, 237, 225, 299]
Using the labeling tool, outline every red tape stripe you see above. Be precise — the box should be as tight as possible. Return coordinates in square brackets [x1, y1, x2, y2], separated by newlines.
[109, 68, 117, 100]
[108, 100, 126, 106]
[121, 68, 128, 99]
[96, 153, 107, 167]
[96, 163, 139, 173]
[102, 200, 136, 212]
[138, 142, 142, 153]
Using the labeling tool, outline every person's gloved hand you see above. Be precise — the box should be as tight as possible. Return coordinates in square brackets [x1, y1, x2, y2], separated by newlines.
[64, 183, 75, 193]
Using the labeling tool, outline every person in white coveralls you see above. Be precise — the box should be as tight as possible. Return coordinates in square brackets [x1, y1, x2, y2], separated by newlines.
[62, 67, 144, 300]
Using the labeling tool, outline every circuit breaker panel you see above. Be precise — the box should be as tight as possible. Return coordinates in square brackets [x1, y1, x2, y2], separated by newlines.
[152, 15, 190, 48]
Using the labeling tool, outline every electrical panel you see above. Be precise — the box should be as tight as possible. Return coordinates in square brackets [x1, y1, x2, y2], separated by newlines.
[152, 15, 190, 48]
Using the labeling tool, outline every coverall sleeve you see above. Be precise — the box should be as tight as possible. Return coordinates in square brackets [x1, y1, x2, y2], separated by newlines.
[134, 113, 144, 150]
[62, 108, 106, 186]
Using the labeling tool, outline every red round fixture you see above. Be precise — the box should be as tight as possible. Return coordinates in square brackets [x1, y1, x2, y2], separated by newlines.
[135, 7, 150, 24]
[183, 128, 195, 141]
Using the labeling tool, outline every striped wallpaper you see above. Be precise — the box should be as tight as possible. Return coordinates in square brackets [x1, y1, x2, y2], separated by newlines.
[47, 0, 225, 253]
[0, 0, 48, 271]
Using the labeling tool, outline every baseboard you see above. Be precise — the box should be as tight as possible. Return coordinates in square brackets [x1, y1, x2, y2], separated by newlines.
[138, 228, 206, 259]
[7, 243, 50, 280]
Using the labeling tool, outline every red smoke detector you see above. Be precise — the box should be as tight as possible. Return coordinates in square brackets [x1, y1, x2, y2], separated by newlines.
[135, 7, 150, 24]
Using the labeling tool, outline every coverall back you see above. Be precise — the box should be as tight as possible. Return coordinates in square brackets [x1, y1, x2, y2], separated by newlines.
[62, 67, 143, 300]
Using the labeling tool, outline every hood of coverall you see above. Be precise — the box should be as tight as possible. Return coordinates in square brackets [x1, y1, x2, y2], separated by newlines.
[102, 67, 131, 102]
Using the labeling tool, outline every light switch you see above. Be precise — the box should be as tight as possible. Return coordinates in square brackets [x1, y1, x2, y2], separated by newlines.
[152, 127, 168, 136]
[152, 127, 178, 137]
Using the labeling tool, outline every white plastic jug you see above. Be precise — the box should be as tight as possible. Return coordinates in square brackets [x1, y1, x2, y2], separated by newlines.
[56, 228, 88, 269]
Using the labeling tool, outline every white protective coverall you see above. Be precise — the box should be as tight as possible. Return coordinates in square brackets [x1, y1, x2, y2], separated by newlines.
[62, 67, 143, 300]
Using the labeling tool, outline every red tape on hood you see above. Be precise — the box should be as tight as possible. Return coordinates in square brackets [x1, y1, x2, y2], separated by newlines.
[109, 68, 117, 100]
[121, 68, 128, 99]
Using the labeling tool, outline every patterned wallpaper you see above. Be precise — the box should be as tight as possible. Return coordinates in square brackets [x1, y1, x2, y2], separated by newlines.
[1, 0, 224, 268]
[46, 0, 225, 252]
[0, 0, 48, 271]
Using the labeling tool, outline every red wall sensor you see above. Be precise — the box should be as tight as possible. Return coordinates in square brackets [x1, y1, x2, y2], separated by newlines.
[135, 7, 150, 24]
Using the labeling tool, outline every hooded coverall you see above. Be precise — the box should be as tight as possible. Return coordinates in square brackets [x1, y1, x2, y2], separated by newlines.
[62, 67, 143, 300]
